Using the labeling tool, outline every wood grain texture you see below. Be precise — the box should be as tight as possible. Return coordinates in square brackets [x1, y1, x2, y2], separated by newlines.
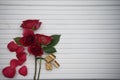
[0, 0, 120, 79]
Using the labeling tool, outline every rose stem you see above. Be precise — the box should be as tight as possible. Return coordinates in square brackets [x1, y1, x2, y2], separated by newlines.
[37, 59, 42, 80]
[34, 57, 37, 80]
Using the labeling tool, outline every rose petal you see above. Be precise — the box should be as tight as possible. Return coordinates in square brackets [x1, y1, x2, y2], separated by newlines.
[18, 66, 28, 76]
[7, 41, 19, 52]
[10, 59, 19, 68]
[35, 34, 52, 45]
[2, 66, 16, 78]
[34, 21, 42, 30]
[16, 46, 24, 54]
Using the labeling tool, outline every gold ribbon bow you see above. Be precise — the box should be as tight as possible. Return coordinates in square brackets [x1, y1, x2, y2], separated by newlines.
[44, 54, 60, 70]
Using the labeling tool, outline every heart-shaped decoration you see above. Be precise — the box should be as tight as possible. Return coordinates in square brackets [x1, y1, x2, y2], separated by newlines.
[2, 66, 16, 78]
[10, 59, 19, 68]
[18, 66, 28, 76]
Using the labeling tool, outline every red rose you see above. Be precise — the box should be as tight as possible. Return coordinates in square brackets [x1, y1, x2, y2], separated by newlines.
[7, 41, 19, 52]
[2, 66, 16, 78]
[18, 66, 28, 76]
[19, 35, 35, 46]
[21, 20, 42, 30]
[28, 43, 43, 56]
[19, 29, 36, 46]
[36, 34, 52, 45]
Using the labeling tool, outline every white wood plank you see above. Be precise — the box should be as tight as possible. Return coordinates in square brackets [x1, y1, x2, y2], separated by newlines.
[0, 1, 120, 5]
[0, 5, 120, 10]
[0, 15, 119, 20]
[0, 10, 120, 15]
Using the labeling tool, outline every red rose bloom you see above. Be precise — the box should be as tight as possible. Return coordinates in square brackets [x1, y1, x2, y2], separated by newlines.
[19, 29, 36, 46]
[2, 66, 16, 78]
[28, 43, 43, 56]
[36, 34, 52, 45]
[21, 20, 42, 30]
[20, 35, 35, 46]
[7, 41, 19, 52]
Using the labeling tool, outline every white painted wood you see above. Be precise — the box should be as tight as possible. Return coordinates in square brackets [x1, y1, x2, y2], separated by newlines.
[0, 0, 120, 79]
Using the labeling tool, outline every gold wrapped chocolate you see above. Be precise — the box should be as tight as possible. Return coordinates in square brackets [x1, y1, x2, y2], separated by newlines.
[45, 54, 56, 63]
[45, 54, 60, 70]
[52, 60, 60, 68]
[49, 54, 56, 59]
[46, 63, 53, 70]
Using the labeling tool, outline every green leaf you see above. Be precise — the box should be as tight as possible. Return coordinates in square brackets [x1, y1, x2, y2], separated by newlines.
[14, 37, 21, 45]
[47, 35, 61, 47]
[43, 46, 56, 54]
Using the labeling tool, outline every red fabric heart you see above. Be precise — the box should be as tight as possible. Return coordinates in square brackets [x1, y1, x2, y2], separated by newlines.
[7, 41, 19, 52]
[16, 46, 24, 54]
[10, 59, 19, 68]
[16, 52, 26, 65]
[18, 66, 28, 76]
[2, 66, 16, 78]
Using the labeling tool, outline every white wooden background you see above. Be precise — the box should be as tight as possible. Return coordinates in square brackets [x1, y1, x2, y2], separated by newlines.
[0, 0, 120, 79]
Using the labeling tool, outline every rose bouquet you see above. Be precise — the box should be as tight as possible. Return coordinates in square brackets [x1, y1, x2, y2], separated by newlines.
[2, 20, 61, 80]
